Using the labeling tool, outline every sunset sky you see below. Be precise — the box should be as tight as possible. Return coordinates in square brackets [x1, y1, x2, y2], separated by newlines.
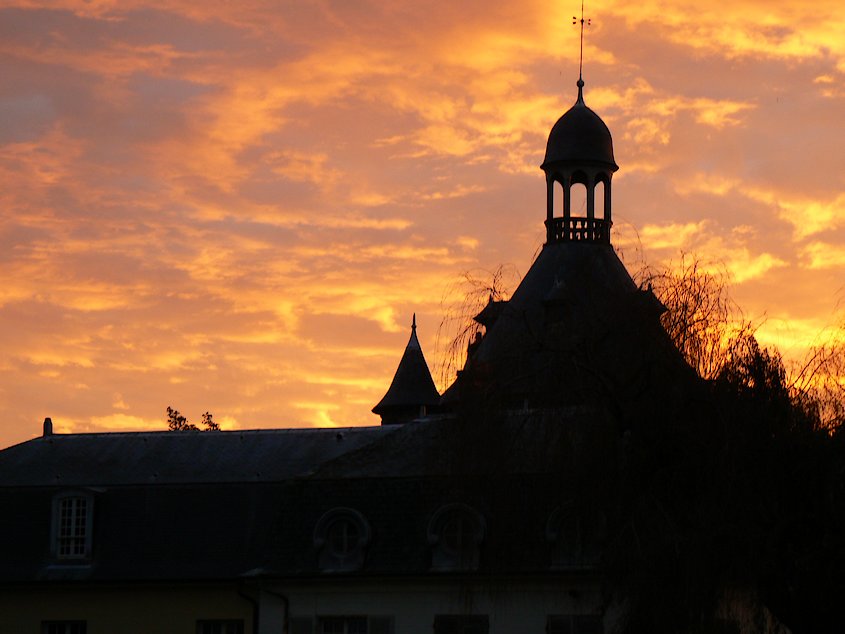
[1, 0, 844, 447]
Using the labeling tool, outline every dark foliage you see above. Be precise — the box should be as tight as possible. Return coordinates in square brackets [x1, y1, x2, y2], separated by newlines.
[605, 334, 845, 634]
[166, 406, 219, 432]
[201, 411, 220, 431]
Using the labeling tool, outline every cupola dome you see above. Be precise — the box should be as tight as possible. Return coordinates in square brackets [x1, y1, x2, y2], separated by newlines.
[542, 81, 617, 171]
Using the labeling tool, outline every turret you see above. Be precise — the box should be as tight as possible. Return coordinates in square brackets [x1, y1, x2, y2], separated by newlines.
[372, 315, 440, 425]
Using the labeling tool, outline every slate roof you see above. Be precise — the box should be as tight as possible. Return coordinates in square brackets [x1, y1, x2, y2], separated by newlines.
[0, 416, 601, 583]
[473, 241, 639, 369]
[0, 426, 397, 486]
[446, 240, 696, 414]
[269, 473, 573, 578]
[473, 297, 507, 328]
[311, 410, 604, 479]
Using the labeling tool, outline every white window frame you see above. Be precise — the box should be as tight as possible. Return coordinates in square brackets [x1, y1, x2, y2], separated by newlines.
[546, 615, 603, 634]
[51, 492, 94, 561]
[317, 616, 368, 634]
[311, 616, 393, 634]
[41, 621, 87, 634]
[196, 620, 245, 634]
[432, 615, 489, 634]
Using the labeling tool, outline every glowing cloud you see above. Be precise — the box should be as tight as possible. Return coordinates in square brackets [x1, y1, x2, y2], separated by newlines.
[0, 0, 843, 448]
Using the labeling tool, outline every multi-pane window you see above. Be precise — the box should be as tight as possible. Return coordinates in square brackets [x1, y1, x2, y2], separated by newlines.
[318, 616, 368, 634]
[42, 622, 87, 634]
[433, 615, 489, 634]
[56, 496, 89, 559]
[294, 616, 392, 634]
[327, 518, 360, 558]
[440, 515, 474, 556]
[547, 615, 603, 634]
[196, 620, 244, 634]
[546, 504, 605, 569]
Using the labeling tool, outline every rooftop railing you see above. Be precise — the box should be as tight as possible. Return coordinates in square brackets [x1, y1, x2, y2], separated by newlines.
[545, 216, 611, 244]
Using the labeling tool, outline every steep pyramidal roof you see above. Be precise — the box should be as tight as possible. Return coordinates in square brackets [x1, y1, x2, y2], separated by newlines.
[450, 241, 693, 416]
[372, 315, 440, 425]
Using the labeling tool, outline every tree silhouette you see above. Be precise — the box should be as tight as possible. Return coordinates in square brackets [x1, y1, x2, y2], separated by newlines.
[435, 264, 520, 387]
[636, 254, 755, 380]
[201, 411, 219, 431]
[166, 406, 219, 432]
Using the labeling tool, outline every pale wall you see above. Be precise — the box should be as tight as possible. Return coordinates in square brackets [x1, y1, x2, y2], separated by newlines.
[273, 577, 604, 634]
[0, 583, 253, 634]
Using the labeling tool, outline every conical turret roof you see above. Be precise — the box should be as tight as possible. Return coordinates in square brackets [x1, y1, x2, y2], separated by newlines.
[373, 315, 440, 424]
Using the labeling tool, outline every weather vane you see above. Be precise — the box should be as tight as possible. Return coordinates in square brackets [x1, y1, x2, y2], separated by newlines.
[572, 0, 591, 82]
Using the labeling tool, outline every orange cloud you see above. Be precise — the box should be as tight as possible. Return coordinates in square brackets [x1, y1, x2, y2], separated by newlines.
[1, 0, 844, 451]
[611, 0, 845, 65]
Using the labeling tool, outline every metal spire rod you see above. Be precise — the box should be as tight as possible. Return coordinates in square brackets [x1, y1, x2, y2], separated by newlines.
[573, 0, 591, 81]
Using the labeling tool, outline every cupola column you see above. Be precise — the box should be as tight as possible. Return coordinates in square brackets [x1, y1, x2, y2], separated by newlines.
[563, 176, 571, 221]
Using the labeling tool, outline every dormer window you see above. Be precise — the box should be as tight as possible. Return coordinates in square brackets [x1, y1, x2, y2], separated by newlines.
[328, 517, 360, 559]
[441, 514, 474, 556]
[52, 492, 93, 561]
[314, 508, 371, 572]
[427, 504, 485, 571]
[42, 622, 87, 634]
[546, 503, 604, 569]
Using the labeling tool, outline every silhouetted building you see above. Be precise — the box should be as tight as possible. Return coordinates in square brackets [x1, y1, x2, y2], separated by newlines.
[0, 77, 692, 634]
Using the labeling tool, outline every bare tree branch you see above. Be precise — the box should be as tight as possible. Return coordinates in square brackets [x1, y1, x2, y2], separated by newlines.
[434, 264, 520, 388]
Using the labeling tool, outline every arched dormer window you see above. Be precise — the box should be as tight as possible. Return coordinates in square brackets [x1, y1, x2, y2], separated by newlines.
[545, 503, 605, 569]
[427, 503, 485, 571]
[313, 508, 371, 572]
[51, 491, 94, 561]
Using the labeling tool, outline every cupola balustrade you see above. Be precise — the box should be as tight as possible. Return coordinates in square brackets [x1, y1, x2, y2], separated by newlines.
[545, 216, 610, 244]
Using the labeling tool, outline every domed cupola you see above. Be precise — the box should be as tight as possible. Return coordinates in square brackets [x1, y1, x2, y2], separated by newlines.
[543, 80, 617, 169]
[541, 79, 618, 245]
